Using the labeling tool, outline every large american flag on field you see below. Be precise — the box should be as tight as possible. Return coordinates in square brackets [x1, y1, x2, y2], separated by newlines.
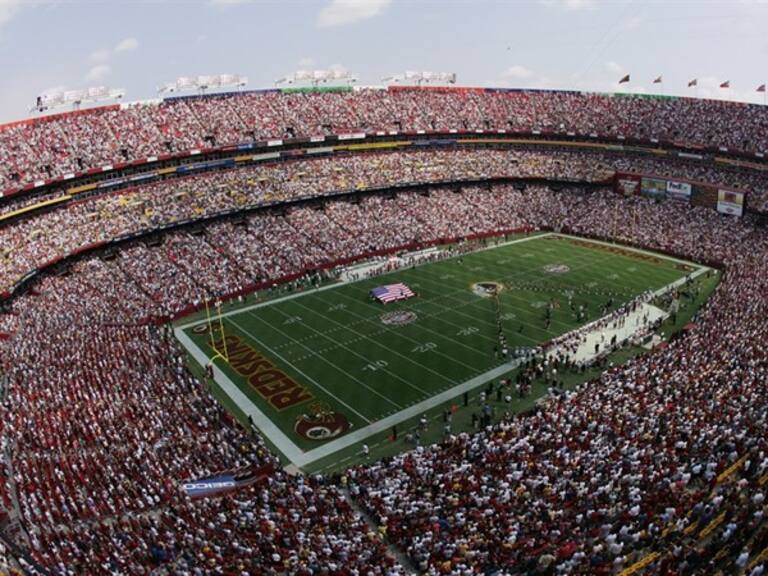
[371, 282, 416, 304]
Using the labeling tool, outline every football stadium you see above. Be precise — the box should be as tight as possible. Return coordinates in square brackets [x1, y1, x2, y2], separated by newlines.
[0, 2, 766, 575]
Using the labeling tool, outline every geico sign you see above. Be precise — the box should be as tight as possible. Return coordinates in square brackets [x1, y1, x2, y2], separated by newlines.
[183, 481, 236, 492]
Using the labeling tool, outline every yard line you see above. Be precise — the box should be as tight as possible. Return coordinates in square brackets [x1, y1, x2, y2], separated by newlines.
[185, 236, 563, 346]
[266, 304, 435, 398]
[316, 290, 494, 368]
[287, 295, 480, 379]
[229, 314, 404, 414]
[272, 294, 500, 358]
[303, 239, 678, 366]
[404, 269, 559, 338]
[226, 316, 381, 423]
[410, 247, 617, 332]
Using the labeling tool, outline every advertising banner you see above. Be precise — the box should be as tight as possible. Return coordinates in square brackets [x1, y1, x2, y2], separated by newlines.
[640, 177, 667, 199]
[181, 464, 273, 499]
[691, 184, 718, 210]
[666, 180, 692, 201]
[614, 173, 641, 196]
[717, 189, 744, 217]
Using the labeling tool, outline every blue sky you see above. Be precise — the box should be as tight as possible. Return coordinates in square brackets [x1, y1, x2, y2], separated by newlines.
[0, 0, 767, 123]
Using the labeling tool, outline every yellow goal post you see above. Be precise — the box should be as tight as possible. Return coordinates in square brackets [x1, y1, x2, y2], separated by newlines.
[203, 297, 230, 364]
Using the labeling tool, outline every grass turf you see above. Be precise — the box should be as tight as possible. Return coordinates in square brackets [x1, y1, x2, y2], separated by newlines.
[178, 233, 701, 466]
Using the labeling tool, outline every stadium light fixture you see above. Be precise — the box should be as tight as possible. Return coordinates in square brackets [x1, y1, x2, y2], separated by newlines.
[32, 86, 125, 113]
[275, 69, 358, 87]
[382, 71, 457, 86]
[158, 74, 249, 95]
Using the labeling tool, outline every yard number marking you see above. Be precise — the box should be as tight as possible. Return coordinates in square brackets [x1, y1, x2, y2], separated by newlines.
[457, 326, 479, 336]
[411, 342, 437, 353]
[363, 360, 389, 372]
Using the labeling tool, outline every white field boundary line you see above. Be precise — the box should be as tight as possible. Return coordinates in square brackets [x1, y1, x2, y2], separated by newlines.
[175, 234, 710, 470]
[266, 301, 452, 393]
[648, 264, 710, 297]
[177, 262, 700, 471]
[173, 327, 305, 464]
[176, 232, 552, 331]
[290, 360, 523, 468]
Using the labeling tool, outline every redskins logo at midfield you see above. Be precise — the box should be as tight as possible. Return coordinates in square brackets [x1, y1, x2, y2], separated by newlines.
[294, 402, 352, 441]
[471, 281, 503, 298]
[544, 263, 570, 274]
[380, 310, 418, 326]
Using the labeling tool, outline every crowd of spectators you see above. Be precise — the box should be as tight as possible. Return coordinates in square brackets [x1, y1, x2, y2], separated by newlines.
[2, 146, 766, 295]
[0, 183, 763, 574]
[5, 88, 768, 194]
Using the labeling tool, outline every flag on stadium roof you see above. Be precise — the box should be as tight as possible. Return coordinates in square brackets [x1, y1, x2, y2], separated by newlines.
[618, 74, 630, 84]
[653, 76, 662, 84]
[758, 84, 766, 93]
[720, 80, 730, 88]
[371, 282, 416, 304]
[688, 78, 698, 87]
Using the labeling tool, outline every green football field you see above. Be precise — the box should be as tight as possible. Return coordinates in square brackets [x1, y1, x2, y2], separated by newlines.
[175, 233, 704, 469]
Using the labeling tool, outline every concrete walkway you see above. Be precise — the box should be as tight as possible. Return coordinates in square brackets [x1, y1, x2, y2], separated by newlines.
[546, 301, 668, 364]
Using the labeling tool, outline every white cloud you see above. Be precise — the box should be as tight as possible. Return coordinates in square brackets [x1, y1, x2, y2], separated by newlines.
[562, 0, 595, 9]
[0, 0, 22, 29]
[90, 37, 138, 65]
[503, 65, 534, 79]
[605, 61, 623, 74]
[298, 57, 315, 68]
[86, 64, 111, 82]
[318, 0, 391, 28]
[209, 0, 253, 5]
[540, 0, 596, 10]
[115, 37, 139, 52]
